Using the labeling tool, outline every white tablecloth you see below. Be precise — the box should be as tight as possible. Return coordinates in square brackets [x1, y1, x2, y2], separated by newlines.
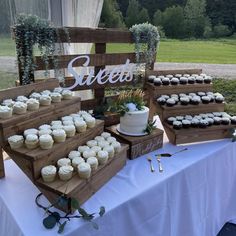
[1, 139, 236, 236]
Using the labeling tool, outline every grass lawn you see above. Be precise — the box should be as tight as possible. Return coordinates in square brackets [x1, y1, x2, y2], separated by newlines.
[0, 35, 16, 57]
[0, 71, 17, 90]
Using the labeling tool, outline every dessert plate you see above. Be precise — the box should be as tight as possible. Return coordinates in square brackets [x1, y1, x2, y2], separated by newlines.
[116, 124, 148, 137]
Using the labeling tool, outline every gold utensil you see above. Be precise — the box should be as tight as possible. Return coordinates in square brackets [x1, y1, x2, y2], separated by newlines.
[155, 148, 188, 158]
[156, 155, 163, 173]
[147, 157, 155, 172]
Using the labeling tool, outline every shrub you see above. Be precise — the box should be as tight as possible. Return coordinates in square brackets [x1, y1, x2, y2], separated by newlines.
[213, 24, 232, 38]
[203, 25, 214, 38]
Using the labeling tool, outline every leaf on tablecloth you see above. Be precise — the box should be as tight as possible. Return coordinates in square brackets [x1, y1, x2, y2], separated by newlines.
[43, 215, 57, 229]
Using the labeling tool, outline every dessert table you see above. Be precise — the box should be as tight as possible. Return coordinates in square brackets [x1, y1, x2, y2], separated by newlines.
[1, 137, 236, 236]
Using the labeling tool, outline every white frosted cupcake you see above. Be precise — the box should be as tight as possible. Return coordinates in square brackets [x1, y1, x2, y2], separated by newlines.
[75, 120, 87, 133]
[97, 150, 109, 165]
[61, 116, 73, 121]
[29, 92, 41, 100]
[24, 128, 38, 137]
[50, 92, 62, 103]
[51, 120, 62, 126]
[101, 132, 111, 139]
[26, 98, 40, 111]
[86, 140, 98, 148]
[16, 95, 28, 103]
[25, 134, 39, 149]
[68, 150, 81, 160]
[87, 157, 98, 171]
[13, 102, 27, 114]
[111, 141, 121, 153]
[77, 162, 91, 179]
[0, 106, 12, 119]
[85, 117, 96, 128]
[2, 99, 15, 107]
[8, 135, 24, 149]
[39, 124, 51, 130]
[98, 141, 110, 149]
[39, 134, 54, 149]
[57, 158, 71, 168]
[78, 145, 90, 153]
[41, 165, 57, 182]
[83, 150, 96, 160]
[39, 95, 51, 106]
[63, 125, 76, 137]
[91, 145, 102, 154]
[62, 90, 74, 100]
[63, 120, 74, 126]
[94, 136, 105, 142]
[51, 124, 64, 130]
[52, 129, 66, 143]
[41, 90, 51, 96]
[106, 137, 116, 144]
[59, 165, 73, 181]
[72, 156, 85, 168]
[103, 145, 115, 158]
[54, 87, 63, 93]
[38, 129, 52, 136]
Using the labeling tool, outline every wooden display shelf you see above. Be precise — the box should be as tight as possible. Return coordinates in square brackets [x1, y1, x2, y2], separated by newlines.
[164, 122, 236, 145]
[152, 101, 225, 121]
[5, 120, 104, 181]
[106, 125, 164, 159]
[37, 144, 128, 213]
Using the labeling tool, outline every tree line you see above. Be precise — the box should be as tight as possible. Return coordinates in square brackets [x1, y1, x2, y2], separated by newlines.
[100, 0, 236, 38]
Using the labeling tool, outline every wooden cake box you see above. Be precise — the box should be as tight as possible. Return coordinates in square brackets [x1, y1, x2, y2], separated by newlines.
[106, 125, 164, 160]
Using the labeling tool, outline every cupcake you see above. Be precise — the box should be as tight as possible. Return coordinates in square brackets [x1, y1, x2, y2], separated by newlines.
[166, 98, 176, 107]
[16, 95, 28, 103]
[85, 117, 96, 128]
[50, 92, 62, 103]
[39, 134, 54, 149]
[213, 112, 222, 117]
[83, 150, 96, 160]
[157, 97, 166, 106]
[8, 135, 24, 149]
[63, 125, 76, 137]
[201, 96, 211, 104]
[39, 95, 52, 106]
[78, 145, 90, 153]
[29, 92, 41, 100]
[199, 119, 209, 128]
[206, 118, 214, 126]
[63, 120, 74, 126]
[106, 137, 116, 144]
[87, 157, 99, 171]
[189, 93, 196, 97]
[51, 124, 64, 130]
[197, 92, 206, 97]
[215, 95, 224, 103]
[75, 120, 87, 133]
[25, 134, 39, 149]
[166, 75, 173, 79]
[183, 74, 190, 77]
[97, 150, 109, 165]
[173, 121, 182, 130]
[57, 158, 71, 168]
[2, 99, 15, 107]
[196, 76, 204, 83]
[148, 75, 155, 83]
[26, 98, 40, 111]
[185, 115, 193, 120]
[41, 165, 57, 183]
[101, 132, 111, 139]
[167, 117, 176, 125]
[24, 128, 38, 137]
[0, 106, 12, 119]
[153, 78, 162, 86]
[182, 119, 191, 128]
[13, 102, 27, 114]
[41, 90, 51, 96]
[175, 74, 182, 78]
[62, 90, 74, 100]
[38, 129, 52, 136]
[162, 77, 170, 85]
[103, 145, 115, 158]
[94, 136, 105, 142]
[190, 96, 201, 105]
[206, 113, 214, 118]
[61, 116, 73, 121]
[204, 76, 212, 84]
[180, 96, 190, 105]
[51, 120, 63, 126]
[221, 117, 230, 125]
[187, 77, 195, 84]
[77, 162, 91, 179]
[176, 116, 184, 121]
[86, 140, 98, 148]
[170, 77, 179, 85]
[213, 117, 222, 125]
[54, 87, 63, 93]
[39, 124, 51, 130]
[230, 116, 236, 124]
[98, 141, 110, 149]
[59, 165, 74, 181]
[111, 141, 121, 153]
[179, 77, 188, 84]
[68, 150, 81, 160]
[191, 118, 200, 128]
[91, 145, 102, 154]
[52, 129, 66, 143]
[72, 156, 85, 168]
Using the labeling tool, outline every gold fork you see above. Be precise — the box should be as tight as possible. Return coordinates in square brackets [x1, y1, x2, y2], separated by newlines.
[147, 157, 155, 172]
[156, 155, 163, 173]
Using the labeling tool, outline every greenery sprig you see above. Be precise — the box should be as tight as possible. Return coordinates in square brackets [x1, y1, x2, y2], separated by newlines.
[35, 193, 105, 234]
[144, 119, 157, 134]
[130, 23, 160, 68]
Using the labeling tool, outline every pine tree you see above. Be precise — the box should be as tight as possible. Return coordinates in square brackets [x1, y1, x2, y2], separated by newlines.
[125, 0, 140, 27]
[138, 8, 150, 23]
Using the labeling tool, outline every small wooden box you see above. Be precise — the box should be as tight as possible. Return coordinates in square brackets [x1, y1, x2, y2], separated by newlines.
[106, 125, 164, 159]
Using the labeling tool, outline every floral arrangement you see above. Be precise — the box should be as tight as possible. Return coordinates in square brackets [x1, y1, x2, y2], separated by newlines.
[115, 89, 145, 116]
[129, 23, 160, 68]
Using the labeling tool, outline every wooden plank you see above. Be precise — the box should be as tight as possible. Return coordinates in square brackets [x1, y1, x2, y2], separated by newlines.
[0, 147, 5, 178]
[36, 144, 128, 213]
[34, 52, 145, 70]
[0, 78, 59, 101]
[106, 125, 164, 159]
[146, 69, 202, 77]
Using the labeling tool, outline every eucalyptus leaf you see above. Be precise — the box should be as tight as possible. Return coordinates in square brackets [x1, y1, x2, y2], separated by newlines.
[58, 221, 67, 234]
[52, 212, 61, 222]
[99, 206, 105, 217]
[43, 215, 57, 229]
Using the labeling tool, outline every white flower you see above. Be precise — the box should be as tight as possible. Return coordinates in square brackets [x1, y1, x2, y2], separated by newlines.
[126, 103, 137, 112]
[233, 130, 236, 136]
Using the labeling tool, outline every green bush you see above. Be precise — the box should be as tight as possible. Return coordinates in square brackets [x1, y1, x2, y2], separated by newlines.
[203, 25, 214, 38]
[213, 24, 232, 38]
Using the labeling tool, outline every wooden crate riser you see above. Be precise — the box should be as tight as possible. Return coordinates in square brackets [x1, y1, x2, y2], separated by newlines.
[153, 102, 225, 121]
[164, 123, 236, 145]
[36, 145, 128, 213]
[106, 125, 164, 159]
[4, 120, 104, 180]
